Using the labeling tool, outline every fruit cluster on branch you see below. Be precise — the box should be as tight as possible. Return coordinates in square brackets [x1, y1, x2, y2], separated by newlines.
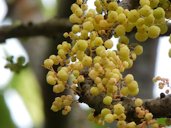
[43, 0, 171, 127]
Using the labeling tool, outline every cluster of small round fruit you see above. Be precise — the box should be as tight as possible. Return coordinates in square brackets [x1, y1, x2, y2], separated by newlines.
[153, 76, 170, 94]
[135, 105, 159, 128]
[43, 0, 171, 127]
[88, 103, 127, 126]
[51, 95, 73, 115]
[87, 98, 159, 128]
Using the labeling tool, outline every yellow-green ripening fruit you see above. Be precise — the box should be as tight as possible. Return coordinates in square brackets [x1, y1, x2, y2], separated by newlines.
[44, 59, 54, 68]
[104, 114, 114, 123]
[108, 1, 118, 11]
[137, 24, 148, 33]
[160, 0, 170, 9]
[140, 0, 150, 6]
[127, 80, 138, 91]
[127, 10, 140, 22]
[71, 3, 79, 13]
[144, 14, 155, 26]
[134, 45, 143, 55]
[76, 40, 88, 51]
[53, 84, 65, 93]
[107, 11, 118, 23]
[57, 69, 68, 81]
[101, 108, 111, 116]
[104, 39, 113, 49]
[136, 18, 145, 28]
[95, 14, 104, 23]
[93, 56, 102, 64]
[124, 9, 129, 16]
[153, 7, 165, 19]
[131, 52, 137, 61]
[151, 123, 159, 128]
[117, 121, 126, 128]
[145, 113, 153, 121]
[96, 5, 103, 14]
[90, 87, 99, 96]
[135, 32, 148, 42]
[94, 0, 101, 7]
[46, 75, 56, 85]
[51, 105, 60, 112]
[124, 22, 135, 32]
[96, 46, 105, 55]
[169, 34, 171, 43]
[128, 88, 139, 96]
[116, 6, 124, 14]
[103, 96, 112, 105]
[99, 19, 110, 29]
[82, 55, 92, 67]
[139, 5, 152, 17]
[80, 29, 88, 39]
[76, 0, 83, 5]
[86, 9, 96, 18]
[94, 37, 103, 46]
[120, 87, 129, 96]
[115, 25, 126, 36]
[113, 103, 125, 115]
[72, 25, 80, 33]
[83, 21, 94, 32]
[76, 50, 85, 61]
[126, 122, 136, 128]
[69, 14, 82, 24]
[119, 36, 129, 44]
[134, 98, 143, 107]
[127, 59, 133, 68]
[124, 74, 134, 84]
[58, 49, 66, 58]
[169, 48, 171, 58]
[119, 45, 130, 59]
[74, 7, 83, 17]
[117, 13, 127, 24]
[150, 0, 159, 8]
[117, 113, 126, 121]
[158, 23, 168, 34]
[148, 25, 161, 38]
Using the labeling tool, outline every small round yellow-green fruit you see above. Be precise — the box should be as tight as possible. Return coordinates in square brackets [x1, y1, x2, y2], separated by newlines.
[114, 103, 125, 115]
[46, 75, 56, 85]
[44, 59, 54, 68]
[90, 87, 99, 96]
[57, 69, 68, 81]
[103, 96, 113, 105]
[104, 114, 114, 123]
[134, 98, 143, 107]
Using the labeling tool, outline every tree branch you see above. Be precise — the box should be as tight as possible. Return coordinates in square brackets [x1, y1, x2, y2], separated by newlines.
[0, 19, 72, 42]
[0, 18, 171, 43]
[77, 77, 171, 123]
[144, 94, 171, 118]
[0, 0, 171, 42]
[78, 87, 171, 123]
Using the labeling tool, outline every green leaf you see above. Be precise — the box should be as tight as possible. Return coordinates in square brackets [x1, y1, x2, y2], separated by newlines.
[9, 68, 44, 127]
[0, 94, 16, 128]
[157, 118, 167, 125]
